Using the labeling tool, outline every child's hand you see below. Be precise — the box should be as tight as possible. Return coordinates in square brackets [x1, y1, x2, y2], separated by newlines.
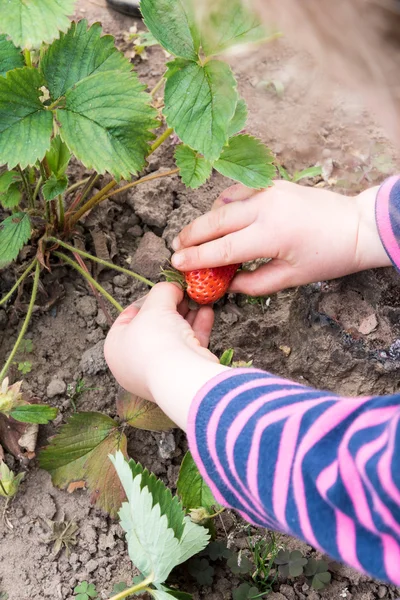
[171, 181, 391, 296]
[104, 283, 227, 429]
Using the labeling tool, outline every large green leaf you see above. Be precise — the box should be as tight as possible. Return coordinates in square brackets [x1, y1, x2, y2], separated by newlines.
[214, 135, 276, 188]
[0, 0, 76, 50]
[164, 59, 237, 161]
[177, 451, 217, 510]
[111, 452, 210, 585]
[0, 212, 31, 269]
[39, 412, 128, 517]
[0, 35, 24, 77]
[141, 0, 200, 60]
[10, 404, 58, 425]
[41, 20, 132, 100]
[175, 145, 213, 189]
[57, 71, 158, 179]
[0, 68, 53, 169]
[201, 0, 266, 56]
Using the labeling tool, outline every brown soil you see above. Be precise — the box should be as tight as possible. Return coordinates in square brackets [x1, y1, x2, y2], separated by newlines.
[1, 1, 400, 599]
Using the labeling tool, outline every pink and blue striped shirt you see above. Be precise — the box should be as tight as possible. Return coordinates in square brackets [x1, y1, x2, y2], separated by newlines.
[187, 176, 400, 584]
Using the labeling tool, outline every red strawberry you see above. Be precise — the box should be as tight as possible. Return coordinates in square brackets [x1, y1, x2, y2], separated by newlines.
[184, 264, 241, 305]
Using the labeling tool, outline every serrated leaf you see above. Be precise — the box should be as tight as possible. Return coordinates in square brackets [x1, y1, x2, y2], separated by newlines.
[141, 0, 200, 60]
[177, 451, 217, 511]
[116, 391, 176, 432]
[201, 0, 266, 56]
[0, 213, 31, 269]
[39, 412, 127, 517]
[164, 59, 238, 161]
[45, 136, 70, 177]
[42, 174, 68, 201]
[227, 99, 248, 137]
[0, 0, 76, 50]
[175, 146, 212, 189]
[0, 170, 20, 193]
[214, 135, 276, 189]
[10, 404, 58, 425]
[0, 35, 24, 77]
[0, 68, 53, 169]
[57, 71, 157, 180]
[41, 20, 132, 100]
[111, 451, 210, 585]
[0, 183, 22, 209]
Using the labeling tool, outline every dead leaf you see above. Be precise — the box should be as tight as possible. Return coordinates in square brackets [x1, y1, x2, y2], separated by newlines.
[116, 390, 176, 432]
[18, 423, 39, 453]
[67, 480, 86, 493]
[0, 415, 30, 459]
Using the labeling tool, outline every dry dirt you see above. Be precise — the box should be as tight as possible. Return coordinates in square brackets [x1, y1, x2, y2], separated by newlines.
[1, 1, 400, 599]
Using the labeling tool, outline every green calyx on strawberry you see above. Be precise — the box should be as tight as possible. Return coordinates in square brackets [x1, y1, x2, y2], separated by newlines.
[162, 264, 241, 305]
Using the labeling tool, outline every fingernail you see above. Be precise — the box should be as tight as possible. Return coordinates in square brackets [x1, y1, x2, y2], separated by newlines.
[132, 293, 149, 308]
[172, 237, 181, 251]
[172, 252, 184, 268]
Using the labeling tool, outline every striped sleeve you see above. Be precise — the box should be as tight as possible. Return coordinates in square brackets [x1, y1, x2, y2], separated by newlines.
[376, 175, 400, 271]
[187, 368, 400, 584]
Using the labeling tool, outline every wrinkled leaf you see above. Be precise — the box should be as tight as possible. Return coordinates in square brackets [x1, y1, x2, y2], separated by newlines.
[42, 174, 68, 201]
[0, 68, 53, 169]
[141, 0, 200, 60]
[10, 404, 58, 425]
[175, 145, 213, 189]
[0, 35, 23, 77]
[39, 412, 128, 517]
[164, 59, 237, 161]
[214, 135, 276, 189]
[0, 0, 76, 50]
[0, 212, 31, 269]
[57, 70, 158, 179]
[45, 136, 71, 177]
[227, 98, 248, 137]
[177, 451, 217, 511]
[116, 390, 176, 432]
[41, 20, 132, 100]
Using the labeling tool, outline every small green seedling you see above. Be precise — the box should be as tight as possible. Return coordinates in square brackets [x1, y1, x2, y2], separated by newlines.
[247, 532, 280, 591]
[274, 549, 308, 578]
[74, 581, 98, 600]
[233, 583, 264, 600]
[278, 165, 322, 183]
[304, 558, 332, 590]
[0, 461, 25, 499]
[66, 378, 98, 412]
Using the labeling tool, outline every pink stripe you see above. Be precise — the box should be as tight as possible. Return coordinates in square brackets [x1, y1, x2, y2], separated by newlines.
[376, 175, 400, 269]
[382, 534, 400, 585]
[225, 387, 311, 520]
[378, 413, 400, 506]
[292, 398, 369, 548]
[339, 406, 397, 533]
[336, 511, 365, 573]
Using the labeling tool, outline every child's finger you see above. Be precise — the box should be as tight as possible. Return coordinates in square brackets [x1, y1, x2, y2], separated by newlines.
[229, 260, 295, 296]
[172, 199, 257, 252]
[139, 281, 184, 312]
[191, 306, 215, 348]
[110, 304, 141, 328]
[212, 183, 259, 210]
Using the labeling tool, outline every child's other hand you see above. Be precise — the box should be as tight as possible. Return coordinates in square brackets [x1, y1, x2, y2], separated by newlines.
[171, 181, 391, 296]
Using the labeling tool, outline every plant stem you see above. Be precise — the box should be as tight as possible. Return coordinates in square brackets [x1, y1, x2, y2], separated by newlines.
[64, 177, 91, 196]
[42, 157, 51, 179]
[32, 176, 42, 204]
[54, 252, 123, 313]
[39, 162, 48, 182]
[0, 260, 37, 307]
[17, 166, 33, 208]
[73, 252, 114, 327]
[47, 238, 154, 287]
[23, 49, 32, 67]
[67, 180, 118, 229]
[107, 575, 154, 600]
[150, 75, 165, 97]
[65, 173, 100, 222]
[47, 96, 64, 111]
[58, 195, 64, 229]
[100, 168, 180, 203]
[150, 127, 173, 153]
[0, 261, 40, 383]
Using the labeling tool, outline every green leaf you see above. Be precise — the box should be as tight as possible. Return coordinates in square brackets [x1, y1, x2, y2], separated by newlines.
[201, 0, 266, 56]
[74, 581, 98, 599]
[0, 0, 76, 50]
[227, 552, 253, 575]
[0, 170, 20, 194]
[39, 412, 128, 517]
[177, 451, 217, 511]
[207, 540, 232, 561]
[116, 391, 176, 432]
[227, 98, 248, 138]
[57, 71, 158, 179]
[175, 146, 212, 189]
[214, 135, 276, 189]
[17, 361, 32, 375]
[0, 35, 24, 77]
[41, 20, 132, 100]
[0, 212, 31, 269]
[233, 583, 261, 600]
[111, 582, 129, 594]
[188, 558, 215, 586]
[292, 166, 322, 183]
[0, 68, 53, 169]
[45, 136, 71, 177]
[150, 592, 192, 600]
[0, 183, 22, 209]
[164, 59, 238, 161]
[312, 571, 331, 590]
[111, 451, 210, 585]
[10, 404, 58, 425]
[140, 0, 200, 60]
[219, 349, 234, 366]
[42, 174, 68, 201]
